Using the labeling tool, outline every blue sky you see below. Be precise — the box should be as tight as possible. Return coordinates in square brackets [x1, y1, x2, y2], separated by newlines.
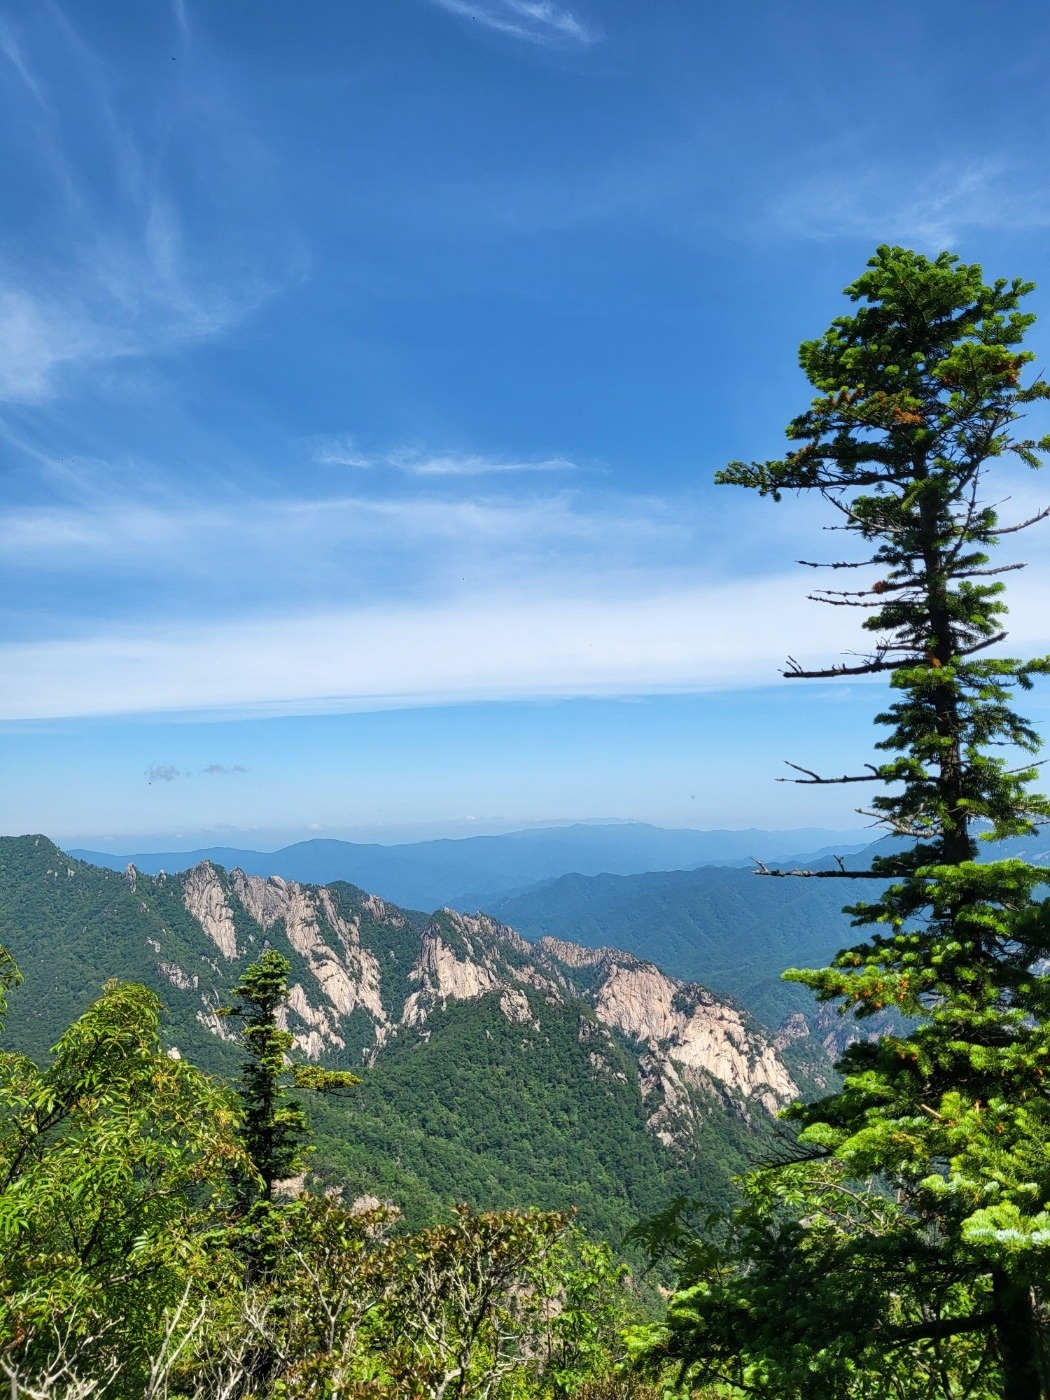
[4, 0, 1050, 849]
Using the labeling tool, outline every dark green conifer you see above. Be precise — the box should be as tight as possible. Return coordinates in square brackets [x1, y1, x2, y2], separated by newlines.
[654, 247, 1050, 1398]
[221, 949, 358, 1206]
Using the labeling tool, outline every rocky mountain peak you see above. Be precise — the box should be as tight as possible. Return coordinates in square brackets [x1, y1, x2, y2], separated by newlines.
[182, 862, 239, 959]
[534, 936, 611, 969]
[159, 861, 802, 1146]
[178, 862, 389, 1058]
[539, 943, 798, 1130]
[402, 909, 567, 1027]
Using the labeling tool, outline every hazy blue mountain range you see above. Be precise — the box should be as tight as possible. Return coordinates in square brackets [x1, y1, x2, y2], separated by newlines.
[0, 835, 823, 1238]
[69, 822, 871, 911]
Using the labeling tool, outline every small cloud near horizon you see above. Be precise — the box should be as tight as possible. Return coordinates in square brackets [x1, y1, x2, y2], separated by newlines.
[145, 763, 181, 784]
[145, 762, 246, 782]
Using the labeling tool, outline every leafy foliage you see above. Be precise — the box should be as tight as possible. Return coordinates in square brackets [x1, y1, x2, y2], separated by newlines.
[635, 1166, 998, 1397]
[178, 1195, 656, 1400]
[0, 980, 245, 1395]
[0, 974, 657, 1395]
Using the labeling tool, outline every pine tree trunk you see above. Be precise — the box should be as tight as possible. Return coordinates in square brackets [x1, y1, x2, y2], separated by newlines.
[993, 1270, 1046, 1400]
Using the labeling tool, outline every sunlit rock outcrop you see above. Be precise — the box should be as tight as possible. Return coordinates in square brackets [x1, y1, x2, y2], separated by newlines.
[163, 863, 800, 1144]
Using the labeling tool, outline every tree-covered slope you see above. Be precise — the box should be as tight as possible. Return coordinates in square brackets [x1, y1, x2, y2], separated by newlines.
[0, 834, 240, 1070]
[309, 993, 769, 1237]
[492, 864, 886, 1027]
[0, 835, 797, 1242]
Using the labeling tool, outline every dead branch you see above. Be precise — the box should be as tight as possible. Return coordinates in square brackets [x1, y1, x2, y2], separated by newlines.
[855, 808, 929, 837]
[797, 558, 881, 569]
[783, 629, 1008, 680]
[783, 654, 904, 679]
[958, 631, 1009, 656]
[995, 505, 1050, 534]
[776, 761, 881, 785]
[814, 583, 913, 597]
[808, 595, 886, 608]
[750, 861, 878, 879]
[954, 562, 1027, 578]
[143, 1287, 208, 1400]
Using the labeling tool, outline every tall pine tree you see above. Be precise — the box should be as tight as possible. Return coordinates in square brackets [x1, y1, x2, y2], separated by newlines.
[221, 950, 358, 1207]
[651, 248, 1050, 1398]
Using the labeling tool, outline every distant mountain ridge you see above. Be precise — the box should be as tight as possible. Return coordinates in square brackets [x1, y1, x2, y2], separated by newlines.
[69, 821, 871, 911]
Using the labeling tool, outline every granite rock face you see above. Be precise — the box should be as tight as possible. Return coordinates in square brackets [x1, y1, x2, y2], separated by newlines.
[178, 863, 389, 1056]
[159, 862, 800, 1148]
[182, 862, 238, 959]
[585, 952, 797, 1115]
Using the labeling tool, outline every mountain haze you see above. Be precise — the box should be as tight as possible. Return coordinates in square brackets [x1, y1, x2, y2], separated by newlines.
[69, 822, 870, 912]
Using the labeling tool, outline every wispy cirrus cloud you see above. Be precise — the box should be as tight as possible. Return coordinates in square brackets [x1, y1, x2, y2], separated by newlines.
[0, 236, 267, 404]
[390, 448, 578, 477]
[0, 478, 693, 634]
[313, 437, 373, 468]
[313, 438, 579, 477]
[0, 5, 289, 402]
[0, 17, 46, 106]
[6, 452, 1043, 650]
[425, 0, 600, 48]
[769, 159, 1050, 249]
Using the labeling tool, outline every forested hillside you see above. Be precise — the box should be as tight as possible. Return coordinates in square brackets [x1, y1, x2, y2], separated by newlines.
[0, 834, 806, 1242]
[494, 863, 884, 1027]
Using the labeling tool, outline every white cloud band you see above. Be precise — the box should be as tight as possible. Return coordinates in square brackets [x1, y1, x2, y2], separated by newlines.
[5, 564, 1050, 723]
[0, 576, 861, 720]
[426, 0, 599, 48]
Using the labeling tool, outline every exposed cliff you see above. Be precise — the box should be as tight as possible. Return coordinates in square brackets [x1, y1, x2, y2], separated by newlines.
[144, 863, 803, 1150]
